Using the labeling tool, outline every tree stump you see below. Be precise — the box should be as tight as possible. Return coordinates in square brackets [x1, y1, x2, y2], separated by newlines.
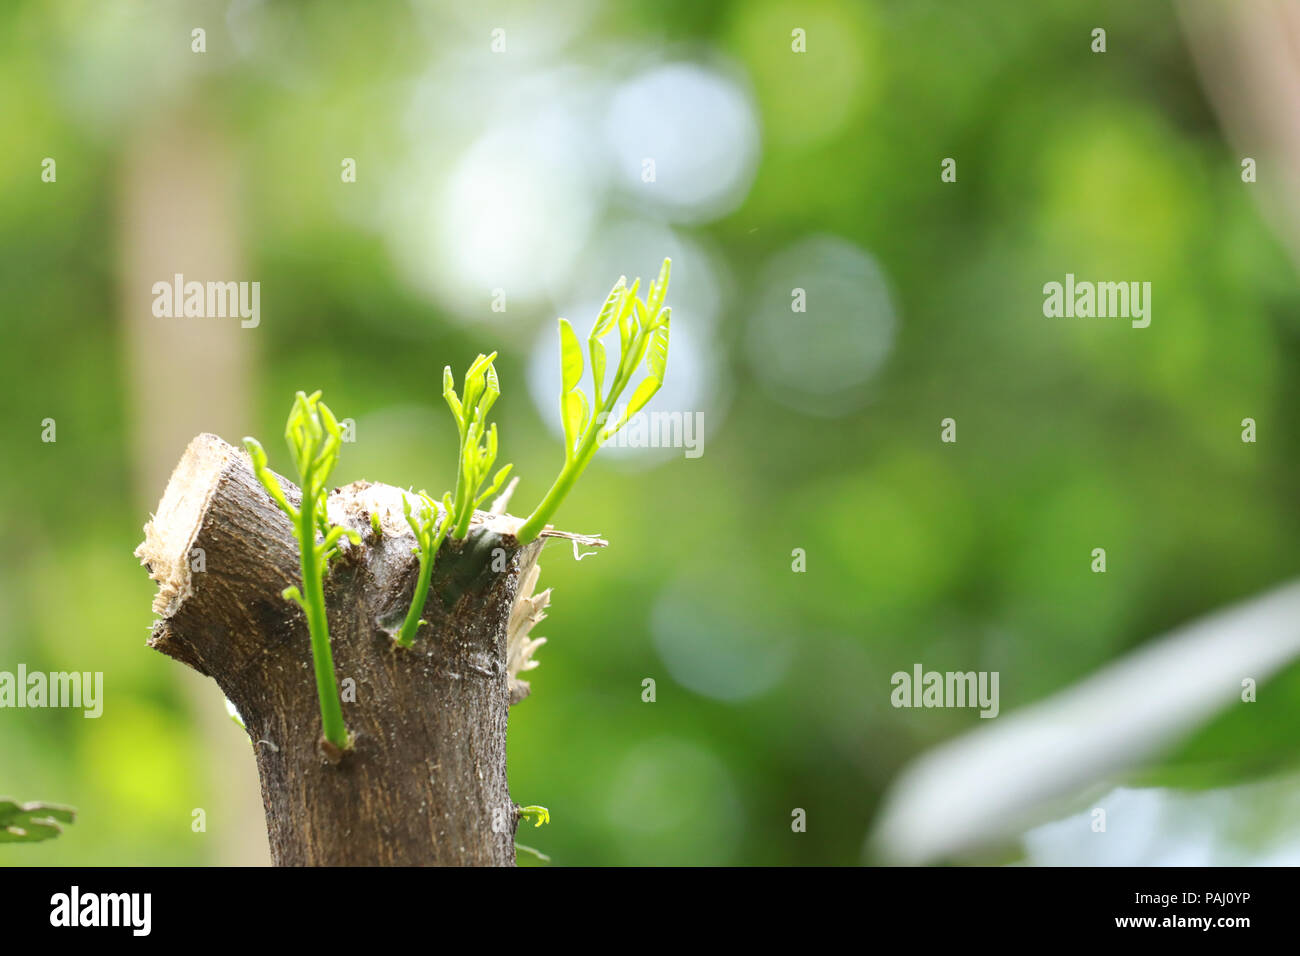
[134, 433, 597, 866]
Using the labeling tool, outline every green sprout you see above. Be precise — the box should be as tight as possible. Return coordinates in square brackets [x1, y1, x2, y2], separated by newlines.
[515, 806, 552, 864]
[518, 805, 550, 828]
[442, 352, 514, 539]
[245, 390, 361, 753]
[394, 491, 455, 647]
[0, 799, 76, 844]
[234, 263, 671, 746]
[516, 258, 671, 543]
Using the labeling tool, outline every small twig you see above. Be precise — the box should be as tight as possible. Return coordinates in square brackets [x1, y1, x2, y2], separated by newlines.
[537, 527, 608, 549]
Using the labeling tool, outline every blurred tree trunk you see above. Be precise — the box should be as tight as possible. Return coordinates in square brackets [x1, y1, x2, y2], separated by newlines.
[1180, 0, 1300, 269]
[118, 111, 270, 865]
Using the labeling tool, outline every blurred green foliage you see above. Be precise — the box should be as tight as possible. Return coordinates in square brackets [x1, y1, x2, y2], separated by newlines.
[0, 799, 76, 844]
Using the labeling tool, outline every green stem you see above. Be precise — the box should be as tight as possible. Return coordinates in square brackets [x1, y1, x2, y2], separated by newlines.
[453, 488, 475, 538]
[395, 549, 433, 647]
[299, 504, 348, 749]
[517, 423, 602, 543]
[452, 429, 476, 538]
[451, 428, 466, 525]
[518, 326, 652, 544]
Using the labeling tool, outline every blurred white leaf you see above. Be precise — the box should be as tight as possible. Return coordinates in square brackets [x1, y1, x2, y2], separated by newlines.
[870, 580, 1300, 864]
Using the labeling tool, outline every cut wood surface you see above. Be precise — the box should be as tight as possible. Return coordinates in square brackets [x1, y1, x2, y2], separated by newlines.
[135, 433, 604, 866]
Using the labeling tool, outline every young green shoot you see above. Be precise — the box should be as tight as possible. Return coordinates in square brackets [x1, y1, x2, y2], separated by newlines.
[394, 491, 455, 647]
[516, 258, 672, 543]
[515, 810, 551, 866]
[244, 390, 360, 753]
[518, 805, 550, 828]
[443, 352, 514, 539]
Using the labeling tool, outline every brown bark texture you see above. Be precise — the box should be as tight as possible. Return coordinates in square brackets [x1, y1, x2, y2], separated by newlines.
[134, 433, 591, 866]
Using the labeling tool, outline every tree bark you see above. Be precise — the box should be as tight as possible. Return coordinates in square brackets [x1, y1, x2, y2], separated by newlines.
[134, 433, 593, 866]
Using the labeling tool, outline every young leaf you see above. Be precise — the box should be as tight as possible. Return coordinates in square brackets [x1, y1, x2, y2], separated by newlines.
[474, 463, 514, 509]
[625, 375, 661, 419]
[466, 351, 497, 383]
[621, 278, 641, 321]
[442, 366, 463, 425]
[245, 435, 269, 471]
[481, 362, 500, 417]
[592, 277, 626, 338]
[627, 327, 652, 377]
[647, 258, 670, 315]
[617, 279, 640, 348]
[576, 390, 591, 439]
[562, 389, 587, 459]
[558, 319, 583, 392]
[517, 261, 671, 544]
[462, 363, 485, 412]
[647, 321, 669, 382]
[589, 337, 607, 400]
[319, 401, 341, 441]
[443, 352, 510, 540]
[248, 390, 354, 750]
[402, 493, 419, 534]
[243, 438, 295, 519]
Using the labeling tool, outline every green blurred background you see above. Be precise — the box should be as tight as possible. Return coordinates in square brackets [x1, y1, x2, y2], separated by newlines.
[3, 0, 1300, 865]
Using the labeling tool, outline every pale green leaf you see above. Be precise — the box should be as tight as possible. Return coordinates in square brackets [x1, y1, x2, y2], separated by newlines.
[647, 257, 670, 315]
[625, 375, 661, 419]
[592, 277, 626, 338]
[558, 318, 583, 393]
[442, 366, 463, 423]
[466, 351, 497, 382]
[617, 279, 639, 347]
[589, 337, 607, 398]
[319, 400, 340, 439]
[562, 389, 587, 458]
[647, 321, 669, 382]
[481, 362, 500, 417]
[474, 463, 514, 509]
[244, 436, 268, 471]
